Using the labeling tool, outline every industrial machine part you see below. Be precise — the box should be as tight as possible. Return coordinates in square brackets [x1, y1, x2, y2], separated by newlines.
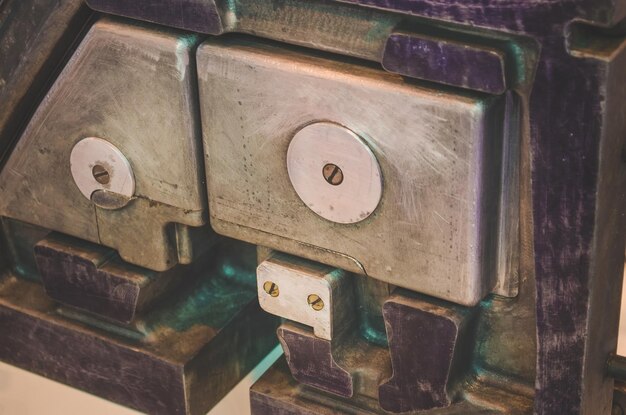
[0, 19, 210, 271]
[1, 0, 625, 414]
[199, 37, 507, 306]
[0, 12, 279, 415]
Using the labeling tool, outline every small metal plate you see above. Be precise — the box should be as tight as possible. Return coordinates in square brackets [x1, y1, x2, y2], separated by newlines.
[70, 137, 135, 203]
[287, 122, 382, 224]
[257, 252, 350, 340]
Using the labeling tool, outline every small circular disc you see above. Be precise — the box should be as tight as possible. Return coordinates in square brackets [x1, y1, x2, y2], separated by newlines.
[70, 137, 135, 202]
[287, 122, 382, 224]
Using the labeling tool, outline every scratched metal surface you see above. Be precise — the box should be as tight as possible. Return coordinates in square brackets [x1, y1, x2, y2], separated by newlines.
[199, 38, 505, 307]
[0, 19, 208, 271]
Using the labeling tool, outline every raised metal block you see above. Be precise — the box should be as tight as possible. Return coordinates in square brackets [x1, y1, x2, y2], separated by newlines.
[0, 238, 279, 415]
[278, 323, 354, 398]
[85, 0, 224, 35]
[0, 19, 209, 272]
[257, 252, 354, 340]
[378, 291, 475, 412]
[199, 38, 505, 306]
[276, 322, 391, 400]
[34, 233, 184, 324]
[382, 31, 508, 94]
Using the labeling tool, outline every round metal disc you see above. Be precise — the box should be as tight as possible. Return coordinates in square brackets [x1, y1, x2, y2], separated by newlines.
[70, 137, 135, 203]
[287, 122, 382, 224]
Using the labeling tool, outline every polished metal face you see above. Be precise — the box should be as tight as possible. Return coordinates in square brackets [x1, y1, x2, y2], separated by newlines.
[0, 21, 207, 271]
[287, 122, 383, 224]
[199, 38, 506, 306]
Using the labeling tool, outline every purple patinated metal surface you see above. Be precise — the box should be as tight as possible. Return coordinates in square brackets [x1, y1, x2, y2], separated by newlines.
[85, 0, 223, 34]
[0, 305, 187, 414]
[278, 325, 354, 398]
[382, 33, 507, 94]
[34, 234, 182, 324]
[378, 293, 473, 412]
[336, 1, 626, 413]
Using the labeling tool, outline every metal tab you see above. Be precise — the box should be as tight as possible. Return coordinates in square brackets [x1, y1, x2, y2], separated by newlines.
[257, 252, 354, 340]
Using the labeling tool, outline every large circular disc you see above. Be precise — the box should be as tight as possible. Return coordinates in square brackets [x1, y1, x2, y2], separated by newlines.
[70, 137, 135, 201]
[287, 122, 382, 224]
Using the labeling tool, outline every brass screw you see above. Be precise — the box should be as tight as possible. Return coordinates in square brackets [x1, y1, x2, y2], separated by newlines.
[263, 281, 279, 297]
[92, 164, 110, 185]
[307, 294, 324, 311]
[322, 163, 344, 186]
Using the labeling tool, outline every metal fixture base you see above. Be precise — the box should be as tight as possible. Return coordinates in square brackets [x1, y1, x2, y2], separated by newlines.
[0, 265, 278, 415]
[250, 357, 534, 415]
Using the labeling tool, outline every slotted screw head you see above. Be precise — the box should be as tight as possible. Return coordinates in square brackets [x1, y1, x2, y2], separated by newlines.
[263, 281, 280, 297]
[92, 164, 110, 184]
[322, 163, 344, 186]
[307, 294, 324, 311]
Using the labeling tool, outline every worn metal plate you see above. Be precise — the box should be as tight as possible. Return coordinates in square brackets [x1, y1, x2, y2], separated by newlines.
[0, 19, 208, 271]
[257, 252, 353, 340]
[381, 31, 508, 95]
[199, 38, 505, 306]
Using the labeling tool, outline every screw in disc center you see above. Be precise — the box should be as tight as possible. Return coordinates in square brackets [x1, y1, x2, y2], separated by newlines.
[322, 163, 343, 186]
[92, 164, 111, 185]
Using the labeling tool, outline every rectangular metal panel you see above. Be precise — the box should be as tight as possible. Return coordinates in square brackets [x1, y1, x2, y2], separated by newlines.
[198, 38, 505, 306]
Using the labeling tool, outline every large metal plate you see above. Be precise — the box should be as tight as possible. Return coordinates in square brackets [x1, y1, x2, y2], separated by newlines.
[198, 39, 505, 306]
[0, 20, 207, 271]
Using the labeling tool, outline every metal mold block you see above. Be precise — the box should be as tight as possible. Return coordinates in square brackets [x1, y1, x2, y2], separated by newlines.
[378, 291, 475, 412]
[34, 233, 184, 324]
[0, 19, 209, 272]
[0, 239, 280, 415]
[199, 38, 506, 306]
[277, 323, 355, 398]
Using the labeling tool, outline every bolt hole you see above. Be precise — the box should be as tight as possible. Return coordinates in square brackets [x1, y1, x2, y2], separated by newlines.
[322, 163, 344, 186]
[92, 164, 110, 185]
